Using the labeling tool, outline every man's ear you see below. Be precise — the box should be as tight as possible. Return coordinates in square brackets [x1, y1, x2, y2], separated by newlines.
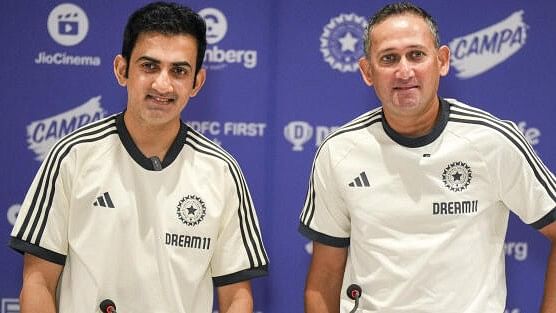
[113, 55, 128, 87]
[438, 45, 450, 77]
[358, 57, 374, 87]
[190, 68, 206, 97]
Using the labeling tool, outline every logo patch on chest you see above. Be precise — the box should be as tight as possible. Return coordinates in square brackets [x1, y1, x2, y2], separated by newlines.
[442, 161, 472, 192]
[176, 195, 206, 226]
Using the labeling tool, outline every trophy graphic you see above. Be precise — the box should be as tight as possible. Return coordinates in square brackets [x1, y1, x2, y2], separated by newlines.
[284, 121, 313, 151]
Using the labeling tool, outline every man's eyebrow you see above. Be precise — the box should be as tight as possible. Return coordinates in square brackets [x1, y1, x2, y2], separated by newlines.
[376, 44, 427, 54]
[136, 56, 192, 69]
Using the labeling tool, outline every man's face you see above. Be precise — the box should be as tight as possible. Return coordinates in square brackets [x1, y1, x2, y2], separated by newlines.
[114, 32, 205, 129]
[359, 13, 449, 120]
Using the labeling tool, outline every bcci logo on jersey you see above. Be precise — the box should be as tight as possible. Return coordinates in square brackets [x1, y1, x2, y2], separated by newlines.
[177, 195, 207, 227]
[442, 161, 472, 192]
[320, 13, 366, 72]
[26, 96, 105, 161]
[449, 10, 527, 79]
[199, 7, 257, 70]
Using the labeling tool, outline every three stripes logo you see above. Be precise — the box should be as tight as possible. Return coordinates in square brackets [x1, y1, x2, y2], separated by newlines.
[93, 192, 115, 208]
[348, 171, 370, 187]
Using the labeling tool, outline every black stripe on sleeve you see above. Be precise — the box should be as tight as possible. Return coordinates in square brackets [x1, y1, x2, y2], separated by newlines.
[530, 208, 556, 230]
[212, 265, 268, 287]
[298, 223, 350, 248]
[185, 128, 268, 268]
[300, 110, 382, 228]
[16, 116, 118, 245]
[9, 237, 66, 265]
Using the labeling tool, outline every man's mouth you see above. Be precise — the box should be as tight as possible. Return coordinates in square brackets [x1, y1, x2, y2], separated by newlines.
[393, 85, 418, 91]
[147, 94, 175, 104]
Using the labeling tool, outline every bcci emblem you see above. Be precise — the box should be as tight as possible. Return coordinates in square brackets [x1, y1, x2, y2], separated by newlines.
[320, 13, 367, 72]
[442, 161, 472, 192]
[284, 121, 313, 151]
[177, 195, 206, 226]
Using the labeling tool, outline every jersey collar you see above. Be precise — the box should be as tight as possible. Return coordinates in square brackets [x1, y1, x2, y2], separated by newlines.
[381, 97, 450, 148]
[115, 112, 188, 171]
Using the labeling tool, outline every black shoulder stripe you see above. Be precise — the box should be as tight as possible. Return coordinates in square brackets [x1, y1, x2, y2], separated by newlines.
[185, 128, 268, 268]
[16, 116, 118, 244]
[300, 110, 382, 228]
[449, 107, 556, 201]
[185, 133, 268, 268]
[530, 207, 556, 229]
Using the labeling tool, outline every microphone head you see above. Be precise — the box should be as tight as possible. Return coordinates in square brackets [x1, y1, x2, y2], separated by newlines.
[347, 284, 362, 300]
[100, 299, 116, 313]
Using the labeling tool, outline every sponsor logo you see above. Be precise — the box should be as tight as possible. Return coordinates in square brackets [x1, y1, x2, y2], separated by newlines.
[199, 8, 257, 70]
[176, 195, 206, 227]
[284, 121, 339, 151]
[186, 120, 266, 146]
[504, 241, 528, 261]
[6, 204, 20, 226]
[320, 13, 367, 72]
[47, 3, 88, 46]
[284, 121, 313, 151]
[442, 161, 472, 192]
[1, 298, 19, 313]
[93, 192, 115, 208]
[165, 232, 211, 250]
[517, 121, 540, 146]
[200, 8, 228, 45]
[35, 51, 100, 66]
[348, 172, 370, 187]
[432, 200, 478, 215]
[449, 10, 528, 79]
[26, 96, 105, 161]
[39, 3, 101, 66]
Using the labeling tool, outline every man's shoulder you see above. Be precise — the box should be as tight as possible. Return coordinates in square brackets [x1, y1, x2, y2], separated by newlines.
[321, 107, 383, 147]
[182, 123, 241, 166]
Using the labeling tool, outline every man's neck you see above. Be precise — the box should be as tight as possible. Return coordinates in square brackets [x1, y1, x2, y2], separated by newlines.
[123, 114, 180, 161]
[383, 99, 441, 138]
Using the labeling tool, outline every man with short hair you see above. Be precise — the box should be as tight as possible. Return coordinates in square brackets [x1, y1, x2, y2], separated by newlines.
[10, 2, 268, 312]
[299, 2, 556, 312]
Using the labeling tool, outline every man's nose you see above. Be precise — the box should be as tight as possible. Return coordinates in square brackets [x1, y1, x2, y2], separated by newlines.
[396, 58, 415, 80]
[152, 71, 173, 93]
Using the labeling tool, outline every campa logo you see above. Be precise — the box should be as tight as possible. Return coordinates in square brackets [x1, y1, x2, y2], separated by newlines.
[449, 10, 528, 79]
[26, 96, 105, 161]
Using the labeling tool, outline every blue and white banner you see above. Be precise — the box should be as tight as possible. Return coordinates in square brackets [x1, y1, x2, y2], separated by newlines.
[1, 1, 554, 312]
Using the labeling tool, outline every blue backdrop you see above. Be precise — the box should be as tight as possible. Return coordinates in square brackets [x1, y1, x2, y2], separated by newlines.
[1, 1, 554, 313]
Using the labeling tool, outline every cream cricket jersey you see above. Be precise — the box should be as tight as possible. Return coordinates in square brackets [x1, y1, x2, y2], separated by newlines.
[299, 98, 556, 313]
[11, 113, 268, 313]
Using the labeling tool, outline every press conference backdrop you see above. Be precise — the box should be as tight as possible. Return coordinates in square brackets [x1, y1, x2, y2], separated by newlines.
[1, 1, 554, 312]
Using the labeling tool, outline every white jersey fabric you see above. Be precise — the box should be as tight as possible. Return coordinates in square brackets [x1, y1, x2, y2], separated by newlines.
[11, 113, 268, 313]
[299, 98, 556, 313]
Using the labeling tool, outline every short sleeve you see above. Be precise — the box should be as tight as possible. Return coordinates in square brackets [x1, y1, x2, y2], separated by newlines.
[10, 148, 72, 265]
[299, 141, 350, 247]
[211, 164, 268, 287]
[495, 122, 556, 229]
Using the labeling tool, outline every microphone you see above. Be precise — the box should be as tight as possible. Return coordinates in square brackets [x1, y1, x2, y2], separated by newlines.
[100, 299, 117, 313]
[346, 284, 362, 313]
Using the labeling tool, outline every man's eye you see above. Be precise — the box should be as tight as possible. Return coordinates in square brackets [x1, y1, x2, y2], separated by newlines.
[141, 63, 157, 71]
[173, 67, 188, 76]
[410, 51, 425, 59]
[380, 54, 397, 63]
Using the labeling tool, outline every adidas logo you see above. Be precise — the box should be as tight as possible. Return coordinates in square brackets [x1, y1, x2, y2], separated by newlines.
[348, 172, 370, 187]
[93, 192, 115, 208]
